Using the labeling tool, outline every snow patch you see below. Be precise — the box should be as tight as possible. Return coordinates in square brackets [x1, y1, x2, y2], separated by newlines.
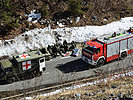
[0, 17, 133, 56]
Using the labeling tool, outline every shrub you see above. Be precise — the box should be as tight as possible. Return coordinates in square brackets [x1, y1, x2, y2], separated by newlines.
[0, 0, 11, 10]
[68, 0, 84, 16]
[0, 11, 20, 35]
[39, 4, 50, 18]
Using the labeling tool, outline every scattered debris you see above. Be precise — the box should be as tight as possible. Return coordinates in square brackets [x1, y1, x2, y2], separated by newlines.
[110, 93, 115, 97]
[25, 34, 29, 41]
[67, 97, 73, 100]
[75, 17, 80, 23]
[89, 92, 95, 96]
[26, 10, 41, 23]
[75, 93, 81, 98]
[57, 22, 65, 27]
[111, 85, 117, 89]
[84, 92, 89, 96]
[117, 93, 123, 98]
[91, 16, 97, 21]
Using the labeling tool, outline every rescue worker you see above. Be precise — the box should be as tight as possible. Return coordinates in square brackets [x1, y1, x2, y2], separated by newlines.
[63, 40, 68, 53]
[69, 41, 76, 51]
[50, 43, 63, 57]
[54, 31, 61, 42]
[47, 45, 53, 55]
[52, 44, 58, 57]
[40, 48, 47, 54]
[128, 27, 133, 33]
[56, 43, 63, 56]
[25, 34, 29, 41]
[63, 40, 67, 46]
[60, 43, 65, 53]
[112, 32, 116, 37]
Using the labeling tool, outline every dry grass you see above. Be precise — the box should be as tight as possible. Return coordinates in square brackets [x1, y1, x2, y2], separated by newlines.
[32, 76, 133, 100]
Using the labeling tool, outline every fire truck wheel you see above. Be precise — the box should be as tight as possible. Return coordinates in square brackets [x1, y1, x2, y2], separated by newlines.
[97, 59, 105, 67]
[121, 52, 127, 59]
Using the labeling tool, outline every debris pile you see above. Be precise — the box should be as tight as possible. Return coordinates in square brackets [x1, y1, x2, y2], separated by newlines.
[26, 10, 41, 23]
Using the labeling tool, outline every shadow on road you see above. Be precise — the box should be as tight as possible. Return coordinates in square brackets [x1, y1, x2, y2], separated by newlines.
[56, 58, 94, 73]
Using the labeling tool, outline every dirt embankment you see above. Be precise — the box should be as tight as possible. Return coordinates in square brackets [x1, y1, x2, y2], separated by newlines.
[37, 76, 133, 100]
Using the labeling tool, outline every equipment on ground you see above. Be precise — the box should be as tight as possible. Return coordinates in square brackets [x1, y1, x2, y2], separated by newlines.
[0, 50, 45, 83]
[71, 49, 81, 57]
[82, 31, 133, 67]
[47, 41, 77, 58]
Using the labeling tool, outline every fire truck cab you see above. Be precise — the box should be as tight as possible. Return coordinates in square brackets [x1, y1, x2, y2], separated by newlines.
[82, 39, 105, 66]
[82, 31, 133, 67]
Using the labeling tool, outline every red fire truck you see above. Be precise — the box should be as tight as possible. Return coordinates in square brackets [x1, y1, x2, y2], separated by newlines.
[82, 32, 133, 66]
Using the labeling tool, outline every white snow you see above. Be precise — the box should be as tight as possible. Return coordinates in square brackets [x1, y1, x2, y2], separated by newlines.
[0, 17, 133, 56]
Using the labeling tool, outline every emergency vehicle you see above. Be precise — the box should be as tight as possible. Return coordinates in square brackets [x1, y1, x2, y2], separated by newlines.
[82, 32, 133, 66]
[0, 50, 45, 83]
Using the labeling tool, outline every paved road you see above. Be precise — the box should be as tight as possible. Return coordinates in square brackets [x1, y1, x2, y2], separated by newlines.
[0, 55, 133, 92]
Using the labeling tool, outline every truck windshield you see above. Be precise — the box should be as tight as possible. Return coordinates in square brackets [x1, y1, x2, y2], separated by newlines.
[83, 44, 94, 54]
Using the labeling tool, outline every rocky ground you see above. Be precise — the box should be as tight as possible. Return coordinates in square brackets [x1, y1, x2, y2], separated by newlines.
[36, 76, 133, 100]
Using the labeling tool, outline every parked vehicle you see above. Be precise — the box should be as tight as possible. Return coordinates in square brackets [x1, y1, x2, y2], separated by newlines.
[82, 32, 133, 67]
[0, 50, 45, 83]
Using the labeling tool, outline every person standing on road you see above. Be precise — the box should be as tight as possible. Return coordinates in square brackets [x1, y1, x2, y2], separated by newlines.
[63, 40, 68, 53]
[47, 45, 53, 56]
[69, 41, 76, 51]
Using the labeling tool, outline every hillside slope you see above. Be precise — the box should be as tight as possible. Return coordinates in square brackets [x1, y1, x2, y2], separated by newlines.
[0, 0, 133, 40]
